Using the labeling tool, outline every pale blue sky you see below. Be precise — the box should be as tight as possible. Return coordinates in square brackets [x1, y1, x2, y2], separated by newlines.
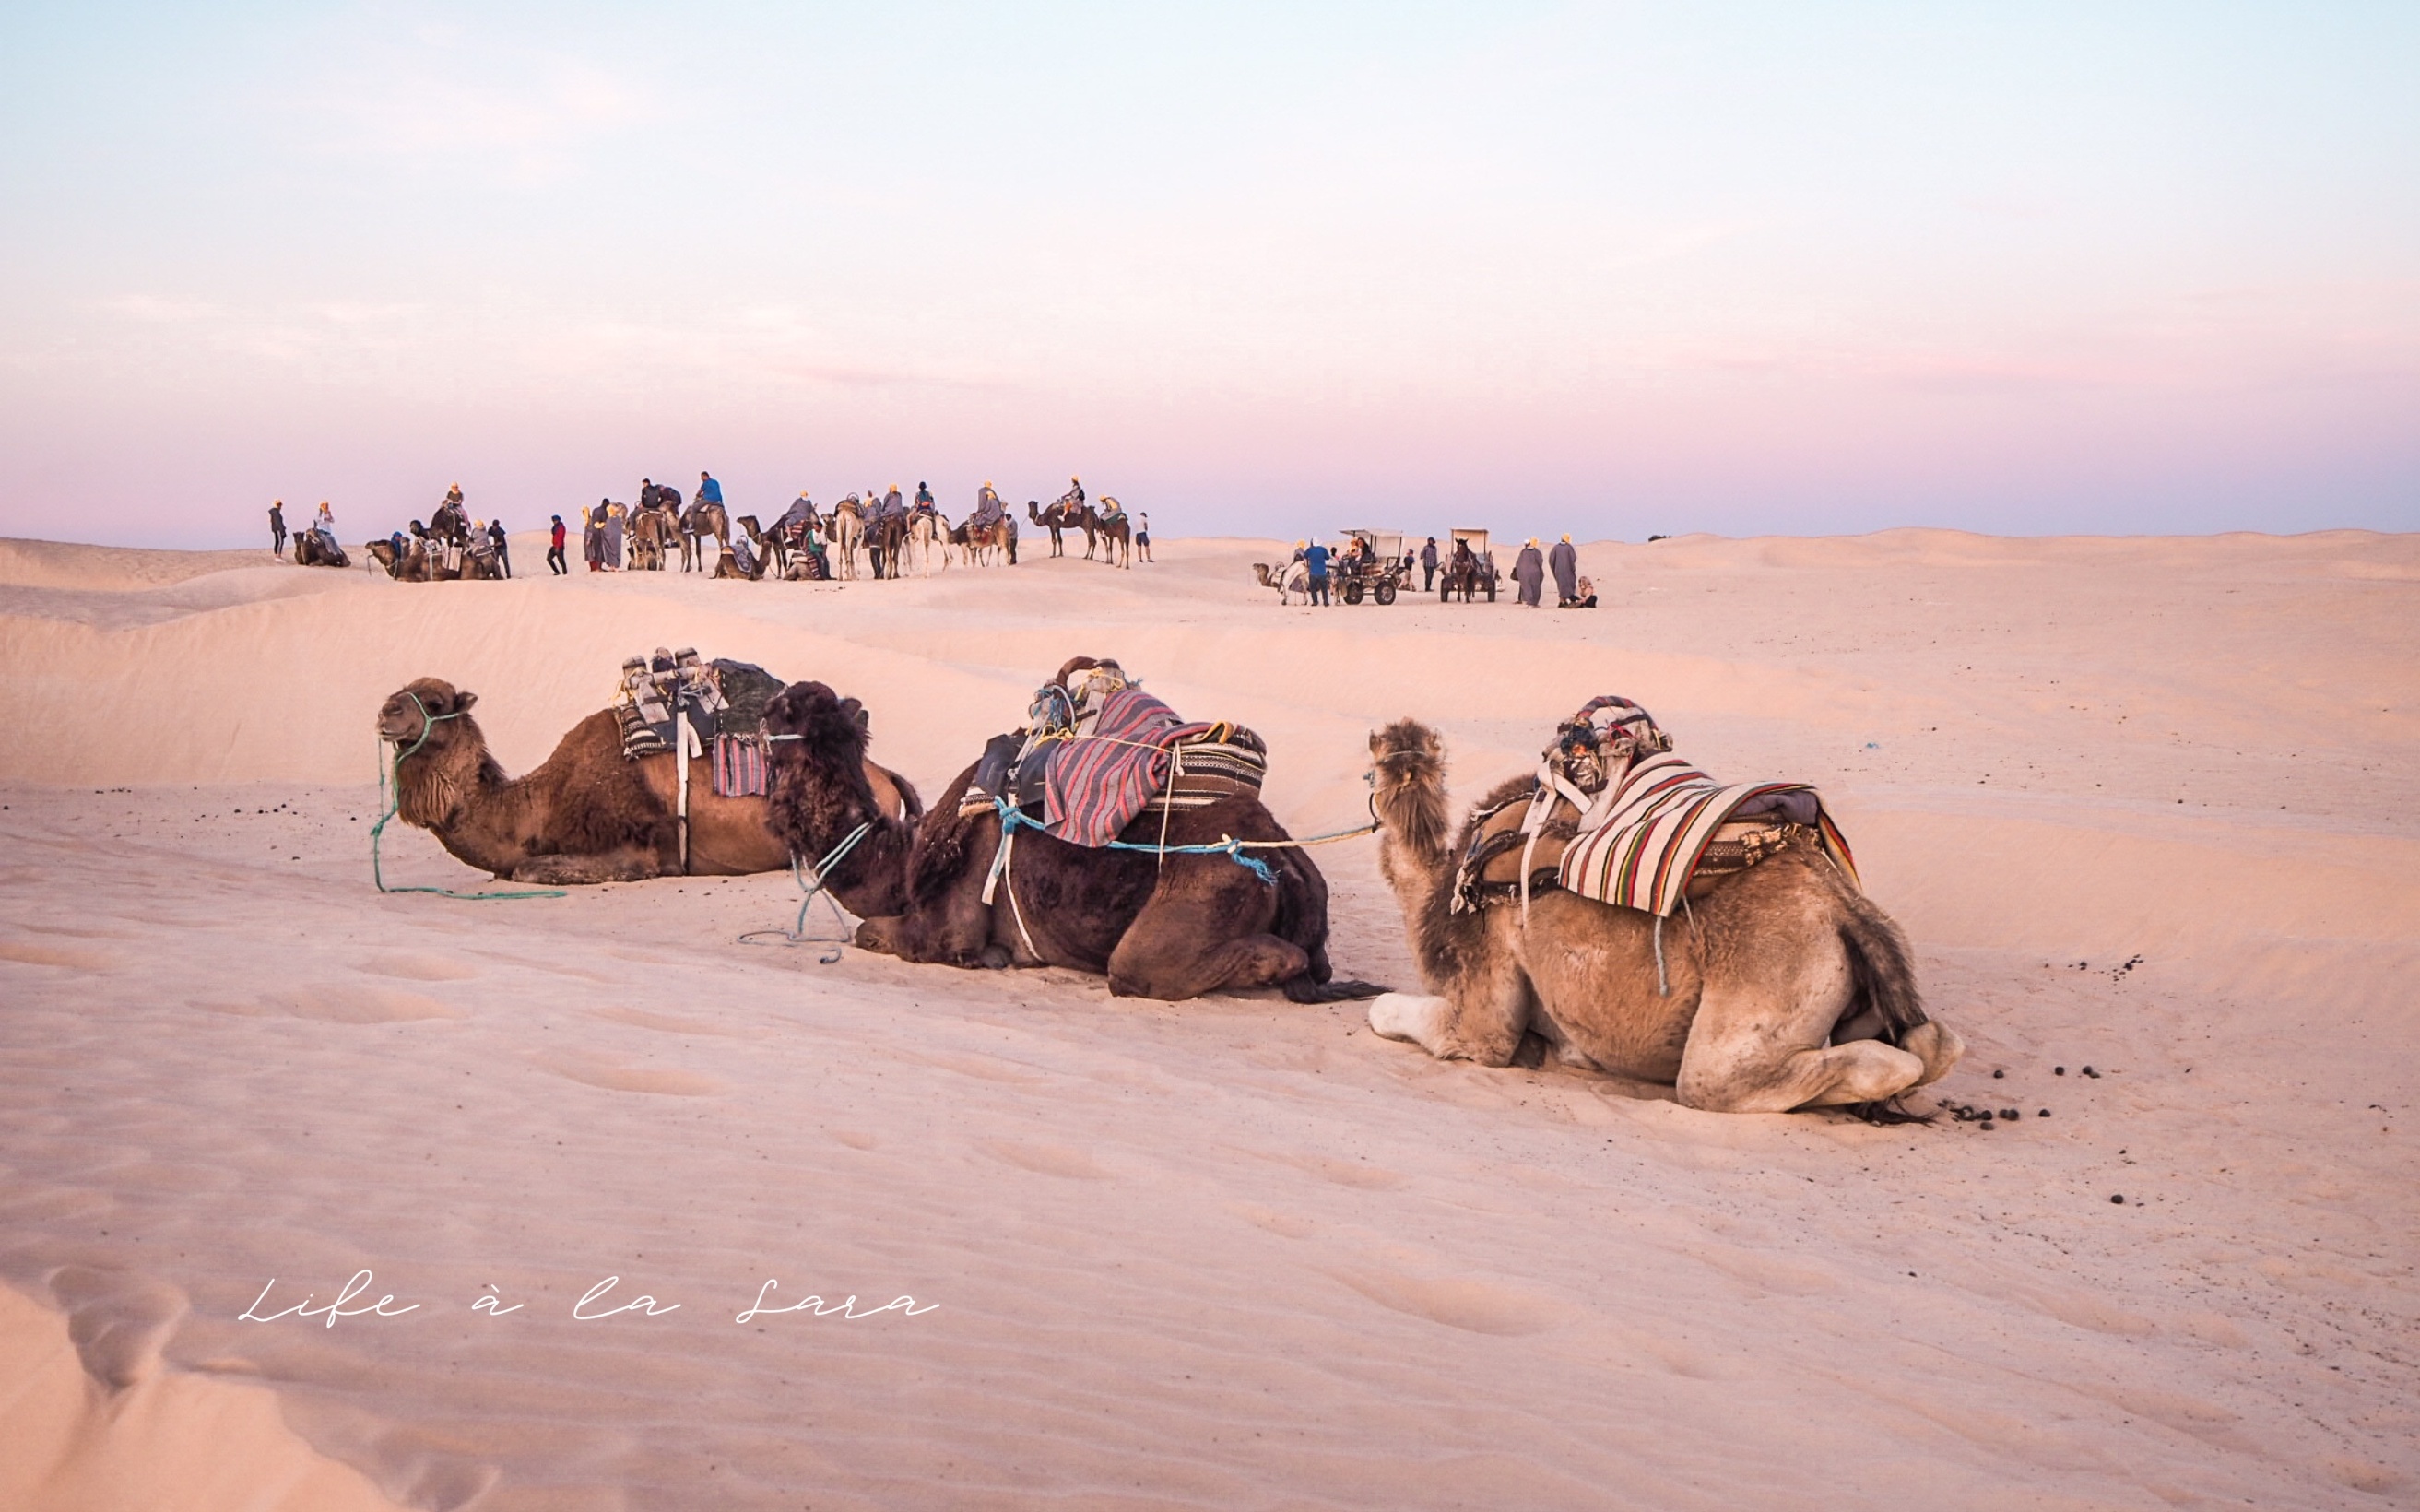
[3, 2, 2414, 546]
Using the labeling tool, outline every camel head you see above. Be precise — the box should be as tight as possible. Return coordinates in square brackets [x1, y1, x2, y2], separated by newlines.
[762, 681, 873, 772]
[1368, 719, 1451, 863]
[762, 680, 891, 866]
[378, 679, 479, 751]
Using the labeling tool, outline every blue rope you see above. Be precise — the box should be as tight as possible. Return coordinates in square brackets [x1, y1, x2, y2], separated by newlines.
[990, 798, 1281, 885]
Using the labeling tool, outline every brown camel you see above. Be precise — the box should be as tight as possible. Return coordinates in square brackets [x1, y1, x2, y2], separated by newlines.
[761, 664, 1382, 1002]
[737, 515, 785, 579]
[1360, 720, 1963, 1114]
[1026, 498, 1087, 558]
[630, 506, 679, 570]
[1092, 501, 1133, 568]
[294, 530, 349, 569]
[376, 677, 920, 885]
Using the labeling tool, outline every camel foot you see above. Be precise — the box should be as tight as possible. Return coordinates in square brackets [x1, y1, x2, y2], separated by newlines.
[1901, 1021, 1965, 1088]
[1367, 993, 1451, 1054]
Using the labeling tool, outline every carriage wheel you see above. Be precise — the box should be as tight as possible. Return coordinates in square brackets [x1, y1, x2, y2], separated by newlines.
[1374, 580, 1396, 605]
[1341, 580, 1365, 605]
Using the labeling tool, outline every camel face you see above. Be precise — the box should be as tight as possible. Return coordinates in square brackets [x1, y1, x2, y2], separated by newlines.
[378, 680, 475, 746]
[762, 682, 869, 763]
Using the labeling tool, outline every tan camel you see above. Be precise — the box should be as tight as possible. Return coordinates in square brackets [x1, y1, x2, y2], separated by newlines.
[903, 512, 946, 576]
[1361, 720, 1962, 1114]
[375, 678, 919, 884]
[680, 502, 730, 573]
[827, 496, 866, 580]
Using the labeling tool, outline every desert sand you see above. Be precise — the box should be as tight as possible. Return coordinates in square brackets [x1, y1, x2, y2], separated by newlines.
[1, 527, 2414, 1510]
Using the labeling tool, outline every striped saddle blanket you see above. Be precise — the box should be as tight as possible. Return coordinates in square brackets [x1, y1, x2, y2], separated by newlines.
[957, 687, 1268, 846]
[1554, 750, 1858, 915]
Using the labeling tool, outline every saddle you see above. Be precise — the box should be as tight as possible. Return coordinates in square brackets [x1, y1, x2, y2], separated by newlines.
[613, 649, 757, 760]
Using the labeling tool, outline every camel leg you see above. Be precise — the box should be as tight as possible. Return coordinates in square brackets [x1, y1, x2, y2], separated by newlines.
[509, 846, 665, 885]
[1366, 946, 1532, 1066]
[1900, 1020, 1965, 1089]
[1102, 874, 1309, 999]
[1676, 963, 1929, 1112]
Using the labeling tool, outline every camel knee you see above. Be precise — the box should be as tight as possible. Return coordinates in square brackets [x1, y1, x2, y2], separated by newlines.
[1679, 1041, 1926, 1114]
[1367, 993, 1452, 1054]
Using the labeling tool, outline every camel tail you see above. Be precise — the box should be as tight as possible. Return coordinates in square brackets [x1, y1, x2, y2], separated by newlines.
[1835, 886, 1927, 1045]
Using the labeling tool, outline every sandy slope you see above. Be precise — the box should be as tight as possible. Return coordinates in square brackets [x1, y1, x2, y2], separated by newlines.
[0, 530, 2413, 1510]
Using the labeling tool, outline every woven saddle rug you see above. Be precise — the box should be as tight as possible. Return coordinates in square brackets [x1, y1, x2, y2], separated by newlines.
[1552, 750, 1858, 916]
[1037, 687, 1266, 847]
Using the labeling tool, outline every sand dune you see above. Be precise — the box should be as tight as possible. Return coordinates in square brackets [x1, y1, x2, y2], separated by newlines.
[2, 530, 2413, 1508]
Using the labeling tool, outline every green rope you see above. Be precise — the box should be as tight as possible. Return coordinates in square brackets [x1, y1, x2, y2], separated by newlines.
[371, 692, 567, 901]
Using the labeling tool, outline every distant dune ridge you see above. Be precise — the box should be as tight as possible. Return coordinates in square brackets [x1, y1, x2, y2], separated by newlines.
[0, 528, 2414, 1508]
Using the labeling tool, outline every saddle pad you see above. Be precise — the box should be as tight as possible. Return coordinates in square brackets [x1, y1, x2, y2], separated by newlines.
[1044, 687, 1221, 846]
[714, 733, 769, 797]
[1556, 751, 1857, 916]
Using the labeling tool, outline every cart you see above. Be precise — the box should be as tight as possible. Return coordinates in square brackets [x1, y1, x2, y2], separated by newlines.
[1440, 527, 1498, 602]
[1332, 527, 1409, 605]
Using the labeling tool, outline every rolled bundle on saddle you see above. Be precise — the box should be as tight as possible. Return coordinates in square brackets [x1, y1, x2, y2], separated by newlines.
[1453, 695, 1857, 916]
[957, 662, 1268, 845]
[611, 651, 786, 797]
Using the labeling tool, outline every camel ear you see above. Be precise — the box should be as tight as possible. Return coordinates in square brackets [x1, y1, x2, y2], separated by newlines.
[455, 691, 478, 713]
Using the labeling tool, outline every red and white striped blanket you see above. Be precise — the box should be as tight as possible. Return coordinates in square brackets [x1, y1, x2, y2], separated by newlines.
[1043, 687, 1220, 846]
[1556, 750, 1859, 915]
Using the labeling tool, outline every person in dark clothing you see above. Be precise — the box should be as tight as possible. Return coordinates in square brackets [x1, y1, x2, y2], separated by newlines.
[1513, 538, 1546, 608]
[1303, 539, 1332, 606]
[584, 502, 605, 572]
[1548, 534, 1578, 605]
[489, 519, 512, 577]
[268, 501, 287, 557]
[547, 515, 568, 574]
[915, 481, 934, 514]
[388, 530, 407, 575]
[1420, 537, 1437, 592]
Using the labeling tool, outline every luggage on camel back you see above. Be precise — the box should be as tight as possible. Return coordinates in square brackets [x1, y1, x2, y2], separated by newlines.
[956, 661, 1269, 846]
[1452, 695, 1858, 917]
[611, 650, 787, 797]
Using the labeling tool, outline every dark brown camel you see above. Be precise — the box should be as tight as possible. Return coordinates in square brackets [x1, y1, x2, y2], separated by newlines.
[761, 666, 1382, 1002]
[377, 678, 919, 885]
[1092, 502, 1133, 568]
[294, 530, 349, 568]
[1026, 499, 1086, 558]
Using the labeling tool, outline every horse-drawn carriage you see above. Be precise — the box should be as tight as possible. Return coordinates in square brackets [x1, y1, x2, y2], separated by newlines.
[1332, 528, 1410, 605]
[1440, 527, 1499, 602]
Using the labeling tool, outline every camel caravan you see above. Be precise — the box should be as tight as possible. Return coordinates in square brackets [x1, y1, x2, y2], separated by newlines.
[376, 657, 1957, 1116]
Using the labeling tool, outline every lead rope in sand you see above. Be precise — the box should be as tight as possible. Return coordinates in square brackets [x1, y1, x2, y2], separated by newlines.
[372, 693, 567, 901]
[738, 821, 874, 963]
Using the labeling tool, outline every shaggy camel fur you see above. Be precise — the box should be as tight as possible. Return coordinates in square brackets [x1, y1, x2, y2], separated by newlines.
[762, 667, 1380, 1002]
[377, 678, 919, 885]
[1362, 720, 1962, 1114]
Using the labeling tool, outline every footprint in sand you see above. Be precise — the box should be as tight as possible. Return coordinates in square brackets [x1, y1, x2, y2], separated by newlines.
[49, 1266, 190, 1389]
[585, 1005, 763, 1039]
[354, 952, 481, 982]
[1249, 1150, 1408, 1190]
[533, 1051, 725, 1097]
[0, 941, 116, 972]
[978, 1139, 1109, 1180]
[1329, 1268, 1567, 1337]
[253, 984, 466, 1022]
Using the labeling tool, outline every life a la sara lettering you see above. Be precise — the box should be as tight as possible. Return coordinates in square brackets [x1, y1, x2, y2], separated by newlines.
[241, 1271, 937, 1327]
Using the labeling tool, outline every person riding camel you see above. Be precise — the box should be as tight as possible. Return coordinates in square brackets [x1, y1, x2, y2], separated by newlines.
[697, 471, 723, 507]
[913, 481, 937, 521]
[972, 481, 1005, 528]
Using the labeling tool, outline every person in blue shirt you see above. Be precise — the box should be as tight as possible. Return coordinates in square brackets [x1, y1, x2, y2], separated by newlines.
[697, 471, 724, 507]
[1303, 538, 1332, 606]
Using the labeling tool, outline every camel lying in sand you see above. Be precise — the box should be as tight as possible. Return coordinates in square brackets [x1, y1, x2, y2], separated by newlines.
[377, 678, 919, 884]
[761, 668, 1380, 1001]
[1362, 720, 1962, 1113]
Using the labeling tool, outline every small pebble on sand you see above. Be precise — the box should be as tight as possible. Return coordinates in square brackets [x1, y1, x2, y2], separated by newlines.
[2109, 1194, 2125, 1204]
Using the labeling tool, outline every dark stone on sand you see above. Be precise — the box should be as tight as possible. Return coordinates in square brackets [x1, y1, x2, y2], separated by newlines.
[2055, 1066, 2066, 1075]
[2109, 1194, 2124, 1204]
[2001, 1109, 2020, 1120]
[1993, 1069, 2005, 1079]
[1979, 1119, 1995, 1129]
[2039, 1109, 2051, 1117]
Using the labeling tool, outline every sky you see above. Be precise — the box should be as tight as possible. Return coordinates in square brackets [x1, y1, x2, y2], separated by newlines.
[2, 1, 2414, 548]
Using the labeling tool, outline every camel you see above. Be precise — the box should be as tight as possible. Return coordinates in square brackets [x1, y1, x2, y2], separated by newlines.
[294, 530, 348, 568]
[737, 516, 784, 579]
[868, 508, 911, 580]
[1092, 501, 1133, 568]
[376, 677, 920, 885]
[630, 507, 679, 571]
[1359, 720, 1963, 1114]
[826, 497, 866, 580]
[950, 514, 1013, 567]
[902, 512, 946, 576]
[680, 501, 729, 573]
[1027, 498, 1089, 558]
[761, 663, 1382, 1002]
[1250, 561, 1313, 605]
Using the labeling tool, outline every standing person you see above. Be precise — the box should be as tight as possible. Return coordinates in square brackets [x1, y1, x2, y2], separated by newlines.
[268, 501, 287, 557]
[584, 502, 605, 572]
[547, 514, 568, 575]
[1420, 537, 1438, 592]
[489, 518, 512, 578]
[1514, 537, 1545, 608]
[1548, 533, 1577, 606]
[1304, 537, 1332, 607]
[605, 503, 626, 570]
[1136, 512, 1152, 562]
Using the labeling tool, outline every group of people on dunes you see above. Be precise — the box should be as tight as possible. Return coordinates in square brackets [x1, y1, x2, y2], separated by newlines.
[297, 473, 1155, 585]
[377, 658, 1962, 1118]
